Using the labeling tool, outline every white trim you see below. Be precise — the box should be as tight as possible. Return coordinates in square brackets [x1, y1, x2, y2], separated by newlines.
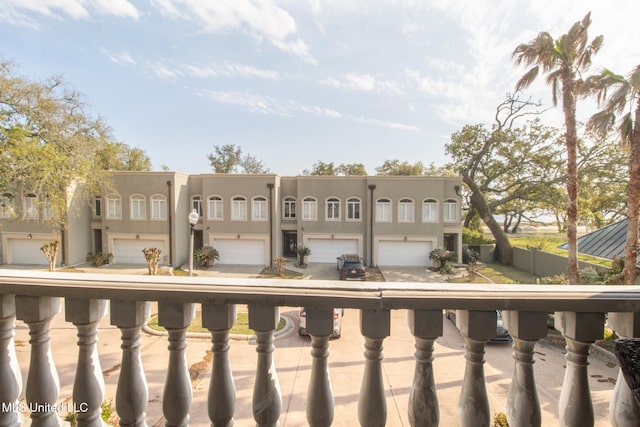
[397, 198, 415, 223]
[252, 196, 268, 222]
[302, 197, 317, 221]
[207, 195, 224, 221]
[231, 195, 247, 221]
[150, 194, 167, 221]
[422, 199, 438, 223]
[282, 196, 296, 220]
[129, 194, 146, 221]
[325, 197, 341, 222]
[346, 197, 362, 222]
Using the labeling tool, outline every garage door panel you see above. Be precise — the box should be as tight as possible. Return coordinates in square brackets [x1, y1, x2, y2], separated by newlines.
[215, 240, 265, 265]
[10, 239, 50, 265]
[307, 239, 358, 263]
[115, 240, 165, 264]
[378, 241, 433, 266]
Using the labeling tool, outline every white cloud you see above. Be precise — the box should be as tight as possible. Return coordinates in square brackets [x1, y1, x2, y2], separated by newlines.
[151, 63, 181, 80]
[186, 62, 280, 80]
[102, 49, 136, 65]
[200, 90, 420, 131]
[320, 73, 403, 95]
[0, 0, 139, 25]
[151, 0, 315, 63]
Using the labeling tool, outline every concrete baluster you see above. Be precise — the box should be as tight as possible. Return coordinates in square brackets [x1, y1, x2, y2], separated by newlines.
[202, 304, 237, 427]
[249, 305, 281, 427]
[607, 312, 640, 427]
[15, 296, 61, 427]
[358, 309, 390, 427]
[456, 310, 495, 427]
[305, 307, 335, 427]
[158, 302, 195, 427]
[555, 311, 604, 427]
[503, 311, 549, 427]
[65, 299, 107, 427]
[407, 309, 442, 427]
[110, 301, 150, 427]
[0, 295, 22, 427]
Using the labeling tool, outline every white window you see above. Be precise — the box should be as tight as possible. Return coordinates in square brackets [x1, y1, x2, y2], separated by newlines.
[191, 196, 203, 218]
[93, 197, 102, 218]
[252, 196, 268, 221]
[375, 198, 391, 223]
[398, 198, 414, 223]
[1, 193, 15, 219]
[422, 199, 438, 222]
[106, 195, 122, 219]
[326, 198, 341, 221]
[302, 197, 317, 221]
[23, 194, 38, 219]
[283, 197, 296, 219]
[347, 198, 361, 221]
[208, 196, 223, 221]
[232, 196, 247, 221]
[151, 195, 167, 221]
[130, 195, 146, 220]
[444, 199, 459, 222]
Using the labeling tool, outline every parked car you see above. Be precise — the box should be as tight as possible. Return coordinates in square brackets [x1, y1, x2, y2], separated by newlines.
[298, 307, 344, 339]
[336, 254, 366, 281]
[445, 309, 512, 343]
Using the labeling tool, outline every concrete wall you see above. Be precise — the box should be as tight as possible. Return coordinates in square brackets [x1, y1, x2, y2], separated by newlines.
[512, 247, 607, 279]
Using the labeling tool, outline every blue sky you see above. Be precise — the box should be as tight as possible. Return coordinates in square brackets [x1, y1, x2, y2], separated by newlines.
[1, 0, 639, 176]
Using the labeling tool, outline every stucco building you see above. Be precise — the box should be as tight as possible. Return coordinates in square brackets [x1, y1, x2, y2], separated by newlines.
[0, 172, 462, 268]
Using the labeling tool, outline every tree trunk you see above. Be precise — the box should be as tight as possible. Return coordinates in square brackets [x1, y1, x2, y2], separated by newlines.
[624, 106, 640, 285]
[562, 74, 580, 284]
[464, 175, 513, 265]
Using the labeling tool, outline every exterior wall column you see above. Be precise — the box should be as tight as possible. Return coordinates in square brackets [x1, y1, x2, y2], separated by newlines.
[158, 302, 195, 427]
[502, 311, 549, 427]
[554, 311, 605, 427]
[407, 309, 442, 426]
[15, 295, 61, 427]
[456, 310, 496, 427]
[202, 304, 237, 427]
[249, 305, 282, 427]
[65, 299, 107, 427]
[358, 308, 390, 427]
[110, 301, 150, 427]
[305, 307, 335, 427]
[0, 295, 22, 427]
[608, 312, 640, 427]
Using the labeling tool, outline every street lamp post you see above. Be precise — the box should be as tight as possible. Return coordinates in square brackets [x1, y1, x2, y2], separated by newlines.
[188, 209, 199, 276]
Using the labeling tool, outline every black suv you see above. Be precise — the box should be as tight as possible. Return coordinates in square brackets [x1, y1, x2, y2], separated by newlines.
[336, 254, 366, 281]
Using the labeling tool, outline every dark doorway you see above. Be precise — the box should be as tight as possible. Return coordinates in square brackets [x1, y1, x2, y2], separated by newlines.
[283, 231, 297, 257]
[444, 233, 455, 252]
[94, 229, 103, 254]
[195, 230, 204, 250]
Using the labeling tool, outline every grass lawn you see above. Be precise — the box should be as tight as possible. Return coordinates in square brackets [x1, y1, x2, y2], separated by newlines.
[147, 311, 287, 335]
[509, 235, 612, 268]
[450, 263, 538, 284]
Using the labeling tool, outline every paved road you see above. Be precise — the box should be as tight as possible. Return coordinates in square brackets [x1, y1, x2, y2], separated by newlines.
[9, 264, 619, 426]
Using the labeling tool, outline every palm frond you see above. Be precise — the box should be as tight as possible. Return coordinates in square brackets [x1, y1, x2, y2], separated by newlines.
[620, 113, 633, 143]
[515, 66, 539, 91]
[607, 84, 631, 113]
[586, 109, 615, 136]
[545, 70, 562, 106]
[629, 64, 640, 92]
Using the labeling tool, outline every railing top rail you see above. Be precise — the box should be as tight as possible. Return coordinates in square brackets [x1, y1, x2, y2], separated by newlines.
[1, 269, 639, 312]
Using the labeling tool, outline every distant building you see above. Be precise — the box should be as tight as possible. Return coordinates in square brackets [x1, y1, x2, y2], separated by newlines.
[0, 172, 462, 268]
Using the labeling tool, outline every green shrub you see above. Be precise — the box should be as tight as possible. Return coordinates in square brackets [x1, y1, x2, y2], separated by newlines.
[194, 246, 220, 267]
[463, 228, 493, 245]
[88, 252, 113, 267]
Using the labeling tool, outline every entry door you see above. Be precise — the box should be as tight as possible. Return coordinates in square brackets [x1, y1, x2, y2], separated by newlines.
[283, 231, 297, 257]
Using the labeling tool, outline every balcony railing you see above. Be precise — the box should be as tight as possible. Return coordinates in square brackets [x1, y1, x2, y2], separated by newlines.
[0, 269, 639, 427]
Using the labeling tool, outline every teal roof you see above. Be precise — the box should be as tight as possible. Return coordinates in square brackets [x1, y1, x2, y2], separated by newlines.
[559, 219, 638, 264]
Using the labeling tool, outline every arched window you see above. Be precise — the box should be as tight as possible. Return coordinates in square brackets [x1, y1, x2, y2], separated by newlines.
[106, 194, 122, 219]
[375, 198, 391, 222]
[326, 197, 341, 221]
[130, 194, 146, 220]
[232, 196, 247, 221]
[422, 199, 438, 222]
[1, 193, 15, 219]
[151, 194, 167, 221]
[252, 196, 268, 221]
[23, 193, 38, 219]
[347, 197, 361, 221]
[444, 199, 459, 222]
[283, 197, 296, 219]
[208, 196, 223, 220]
[398, 198, 414, 223]
[302, 197, 317, 221]
[191, 195, 203, 218]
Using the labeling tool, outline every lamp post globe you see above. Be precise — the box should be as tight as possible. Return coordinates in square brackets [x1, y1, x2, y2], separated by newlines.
[188, 209, 199, 276]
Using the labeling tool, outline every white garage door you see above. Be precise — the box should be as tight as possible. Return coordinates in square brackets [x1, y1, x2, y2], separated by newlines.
[215, 240, 266, 265]
[378, 241, 433, 266]
[114, 239, 165, 264]
[307, 239, 359, 263]
[10, 239, 51, 265]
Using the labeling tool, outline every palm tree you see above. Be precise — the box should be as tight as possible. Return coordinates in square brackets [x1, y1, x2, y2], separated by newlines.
[512, 12, 603, 284]
[586, 65, 640, 285]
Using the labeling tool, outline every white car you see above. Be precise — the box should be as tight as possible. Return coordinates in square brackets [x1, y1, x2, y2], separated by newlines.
[298, 307, 343, 339]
